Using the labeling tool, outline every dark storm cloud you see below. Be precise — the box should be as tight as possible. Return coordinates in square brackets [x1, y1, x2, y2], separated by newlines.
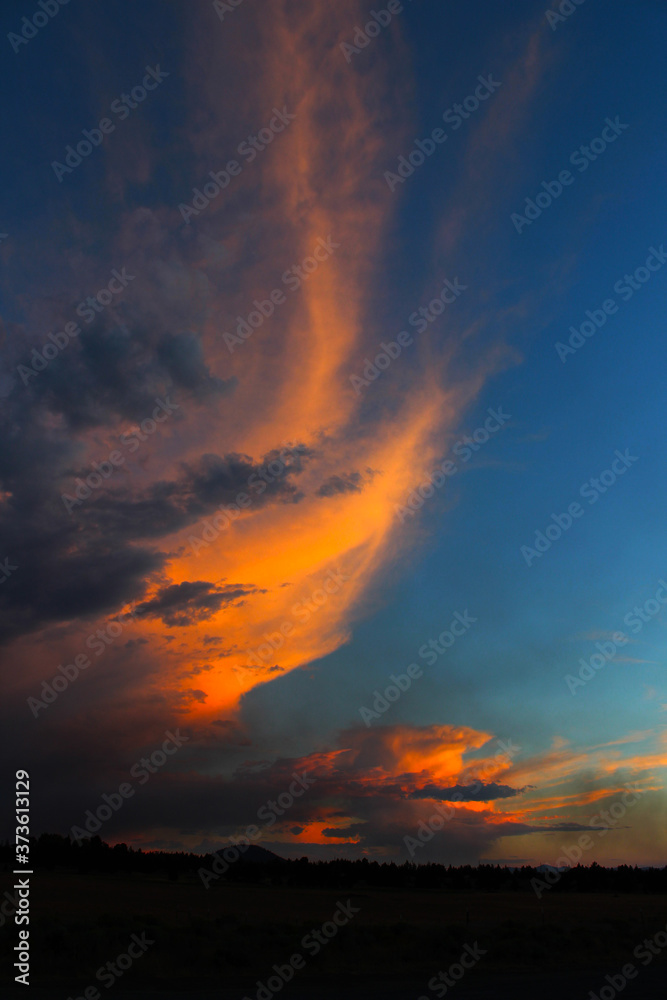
[0, 510, 165, 644]
[1, 702, 604, 863]
[321, 822, 367, 838]
[315, 468, 375, 498]
[157, 331, 235, 399]
[0, 443, 307, 643]
[201, 635, 228, 647]
[83, 448, 309, 541]
[135, 580, 259, 627]
[0, 338, 310, 642]
[0, 217, 313, 644]
[12, 316, 235, 431]
[316, 472, 363, 497]
[409, 782, 528, 802]
[188, 449, 310, 507]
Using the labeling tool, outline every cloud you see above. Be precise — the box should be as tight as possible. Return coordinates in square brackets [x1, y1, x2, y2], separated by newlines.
[12, 317, 236, 431]
[135, 580, 259, 627]
[4, 694, 665, 864]
[0, 442, 309, 644]
[156, 332, 236, 400]
[0, 0, 507, 713]
[0, 525, 164, 644]
[409, 782, 529, 802]
[316, 469, 374, 498]
[85, 447, 310, 543]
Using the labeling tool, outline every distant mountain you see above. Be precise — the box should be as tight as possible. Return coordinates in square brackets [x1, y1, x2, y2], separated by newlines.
[208, 844, 284, 864]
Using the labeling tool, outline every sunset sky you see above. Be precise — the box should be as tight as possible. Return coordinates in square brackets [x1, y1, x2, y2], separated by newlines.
[2, 0, 666, 866]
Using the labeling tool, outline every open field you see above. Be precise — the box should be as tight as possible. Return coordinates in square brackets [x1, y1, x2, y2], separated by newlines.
[2, 870, 667, 995]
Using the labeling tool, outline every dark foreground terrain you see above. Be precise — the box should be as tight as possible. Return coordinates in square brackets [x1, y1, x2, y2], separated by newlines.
[2, 865, 667, 998]
[4, 974, 667, 1000]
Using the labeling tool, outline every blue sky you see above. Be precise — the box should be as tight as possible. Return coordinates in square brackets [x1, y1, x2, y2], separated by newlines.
[2, 0, 666, 864]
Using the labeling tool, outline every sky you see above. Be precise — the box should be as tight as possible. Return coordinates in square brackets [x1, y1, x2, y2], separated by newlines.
[2, 0, 666, 867]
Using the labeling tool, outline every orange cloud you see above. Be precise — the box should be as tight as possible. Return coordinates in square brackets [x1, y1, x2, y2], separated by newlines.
[74, 0, 510, 718]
